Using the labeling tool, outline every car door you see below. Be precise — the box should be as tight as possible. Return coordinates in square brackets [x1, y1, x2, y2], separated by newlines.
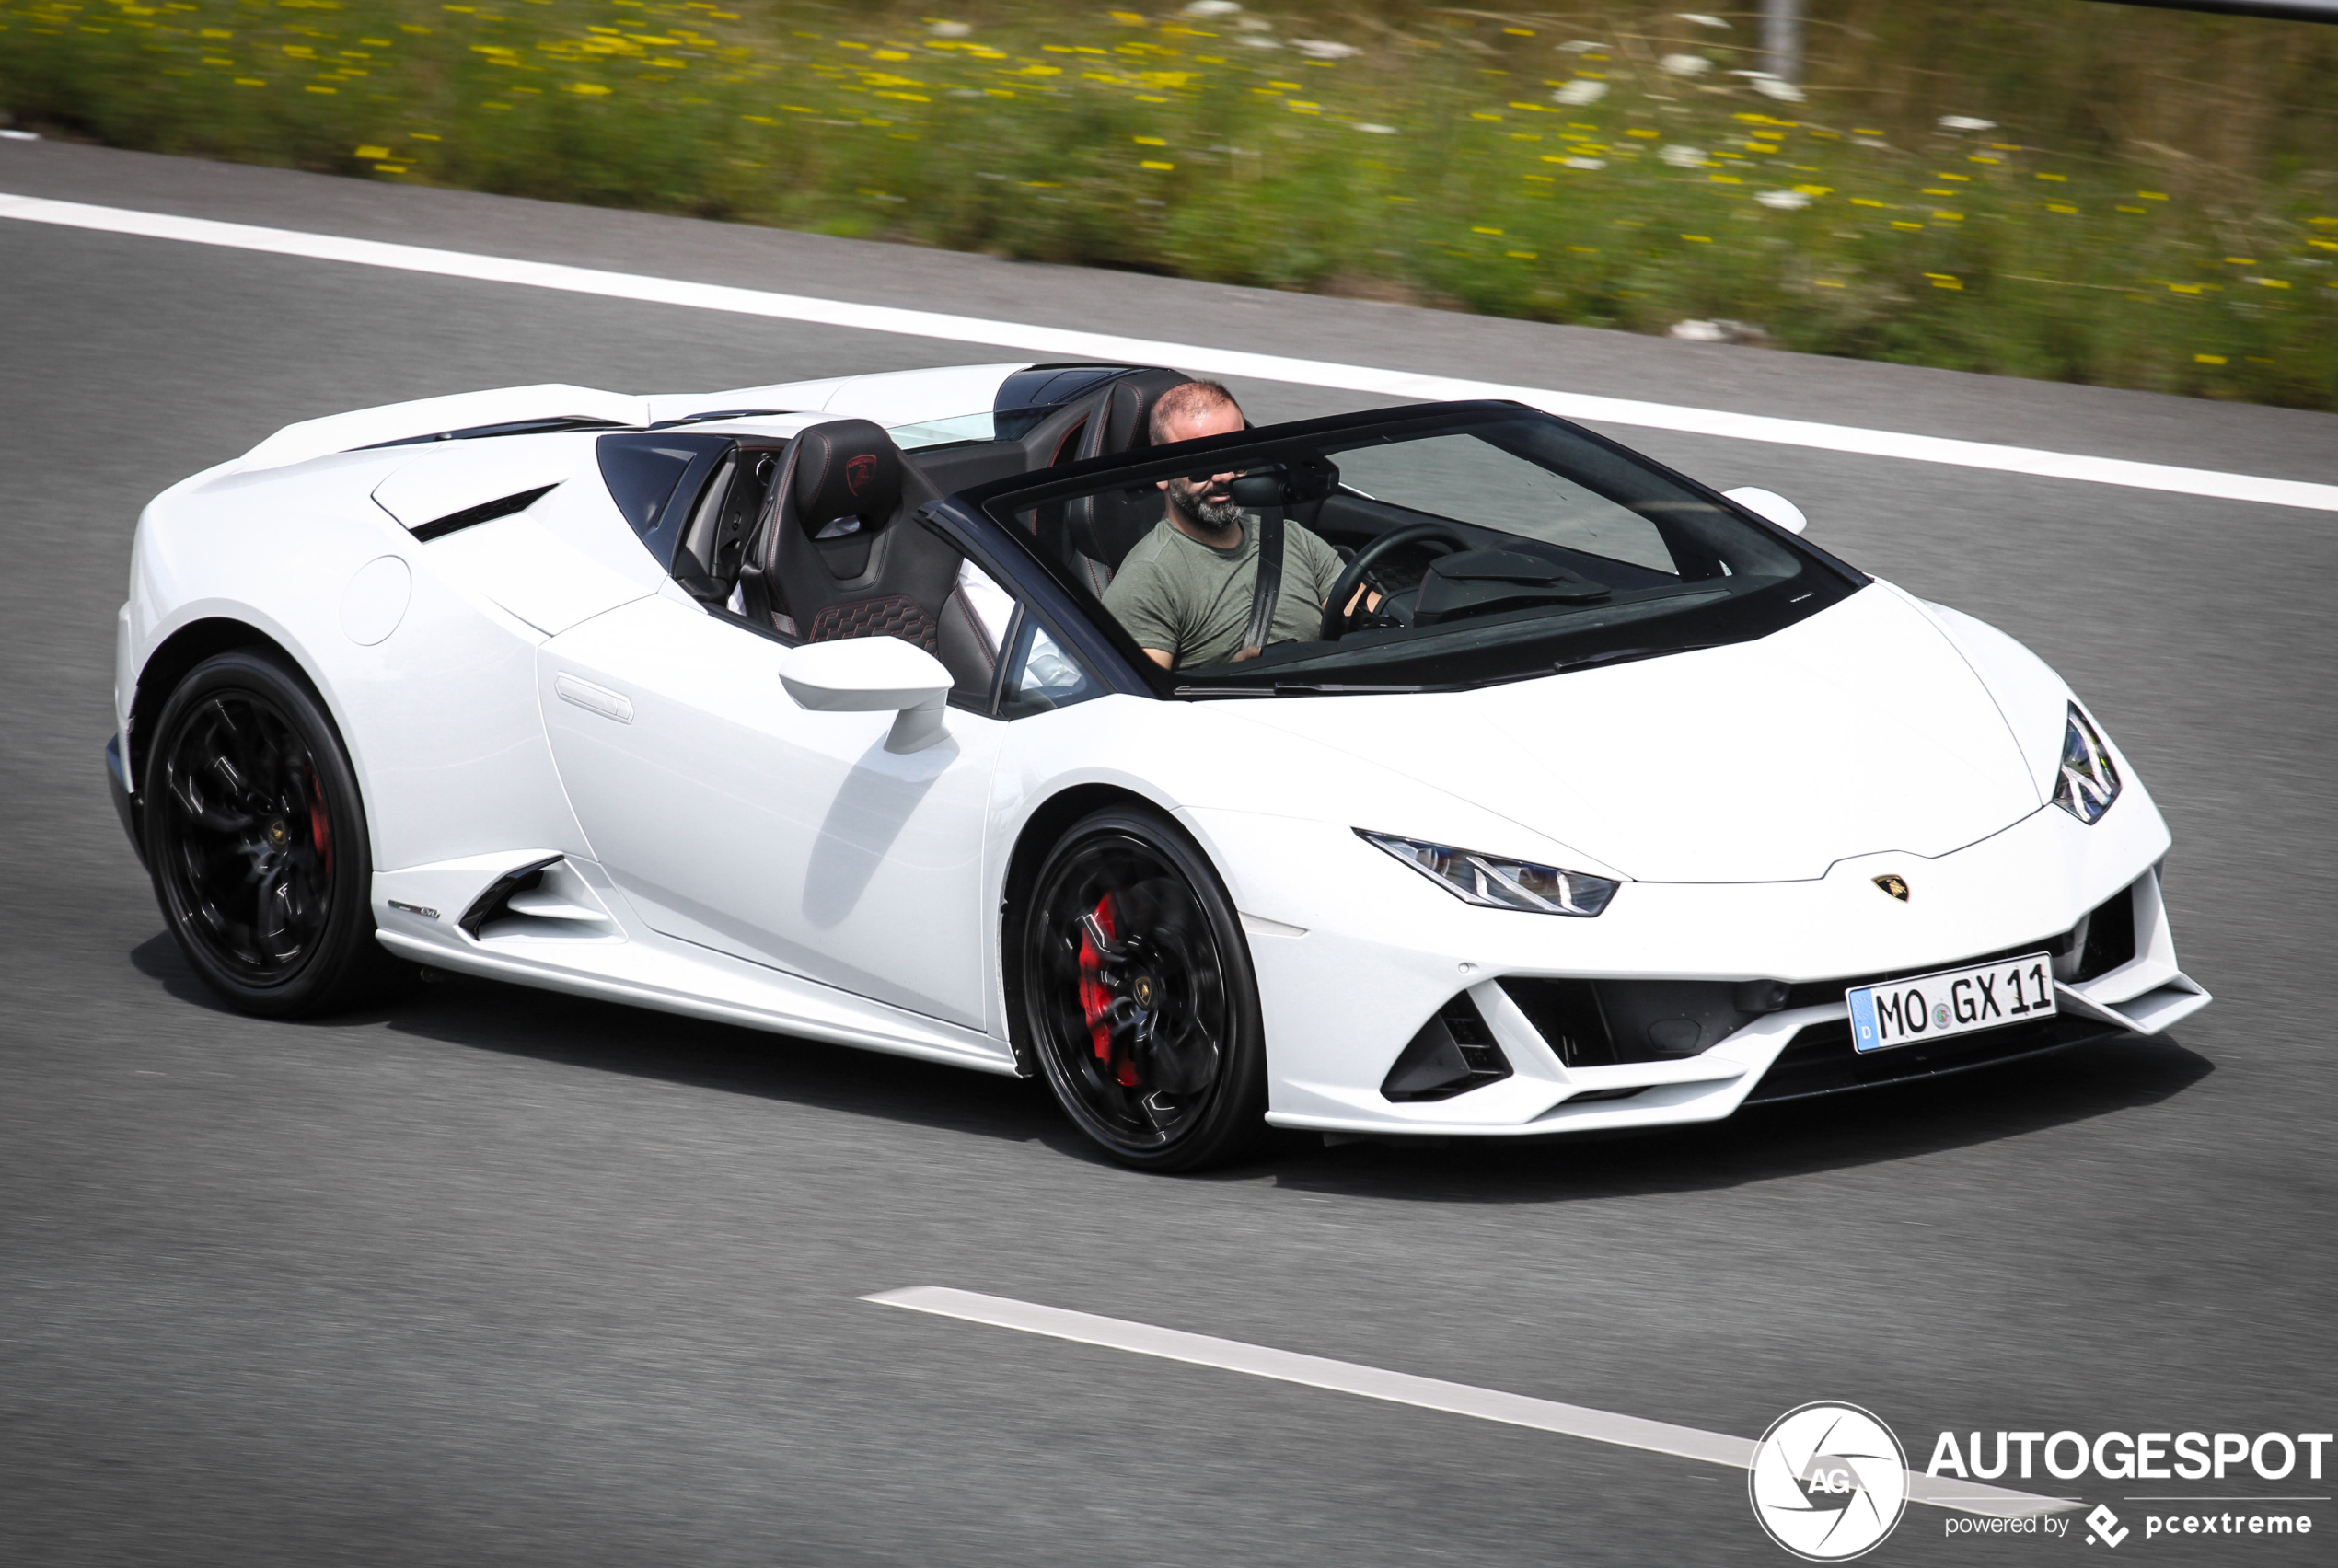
[537, 593, 1005, 1030]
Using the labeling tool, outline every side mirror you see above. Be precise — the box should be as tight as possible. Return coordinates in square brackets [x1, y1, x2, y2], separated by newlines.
[779, 638, 954, 753]
[1721, 486, 1809, 535]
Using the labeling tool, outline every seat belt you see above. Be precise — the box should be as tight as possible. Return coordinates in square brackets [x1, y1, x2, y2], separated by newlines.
[1235, 511, 1286, 662]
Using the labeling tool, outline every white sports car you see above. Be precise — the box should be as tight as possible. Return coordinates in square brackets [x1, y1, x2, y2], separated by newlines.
[110, 360, 2209, 1170]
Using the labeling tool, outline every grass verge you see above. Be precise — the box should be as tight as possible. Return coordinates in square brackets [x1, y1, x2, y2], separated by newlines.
[6, 1, 2337, 409]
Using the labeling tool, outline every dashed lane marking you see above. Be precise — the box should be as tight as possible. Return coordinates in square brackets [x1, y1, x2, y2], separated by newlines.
[864, 1286, 2074, 1516]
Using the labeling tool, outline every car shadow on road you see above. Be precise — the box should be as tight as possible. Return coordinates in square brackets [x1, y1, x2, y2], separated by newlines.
[128, 934, 2216, 1193]
[128, 932, 1094, 1150]
[1269, 1035, 2216, 1204]
[378, 957, 1074, 1149]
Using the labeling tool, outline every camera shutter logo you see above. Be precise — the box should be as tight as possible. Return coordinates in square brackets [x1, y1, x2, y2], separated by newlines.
[1748, 1402, 1909, 1561]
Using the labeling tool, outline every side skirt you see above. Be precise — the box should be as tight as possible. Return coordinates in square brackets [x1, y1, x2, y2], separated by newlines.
[373, 926, 1019, 1077]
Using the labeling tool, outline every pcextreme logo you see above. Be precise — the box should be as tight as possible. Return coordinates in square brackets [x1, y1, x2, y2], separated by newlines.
[1749, 1402, 1910, 1561]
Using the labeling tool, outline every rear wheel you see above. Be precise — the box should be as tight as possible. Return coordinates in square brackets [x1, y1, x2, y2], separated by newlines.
[1019, 806, 1267, 1171]
[143, 649, 399, 1016]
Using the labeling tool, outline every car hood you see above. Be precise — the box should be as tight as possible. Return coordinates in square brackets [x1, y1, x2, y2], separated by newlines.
[1225, 585, 2043, 883]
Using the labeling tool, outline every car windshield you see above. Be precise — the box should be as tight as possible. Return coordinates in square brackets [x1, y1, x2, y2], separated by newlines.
[982, 405, 1860, 695]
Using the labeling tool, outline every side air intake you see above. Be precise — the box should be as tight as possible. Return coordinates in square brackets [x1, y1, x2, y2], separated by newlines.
[457, 858, 619, 942]
[1382, 993, 1512, 1101]
[411, 483, 560, 542]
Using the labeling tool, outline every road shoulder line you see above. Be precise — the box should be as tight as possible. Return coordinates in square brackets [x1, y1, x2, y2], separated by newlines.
[6, 190, 2332, 513]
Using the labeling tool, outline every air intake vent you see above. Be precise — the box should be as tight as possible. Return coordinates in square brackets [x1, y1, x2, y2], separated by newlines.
[458, 858, 619, 942]
[1382, 994, 1512, 1101]
[411, 483, 559, 542]
[2072, 881, 2138, 982]
[1499, 977, 1765, 1066]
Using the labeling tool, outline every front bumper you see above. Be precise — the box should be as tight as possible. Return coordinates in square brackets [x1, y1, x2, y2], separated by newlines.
[1186, 797, 2208, 1138]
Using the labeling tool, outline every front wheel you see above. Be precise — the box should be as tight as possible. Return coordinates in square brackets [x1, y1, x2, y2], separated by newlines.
[1019, 807, 1267, 1171]
[143, 649, 400, 1017]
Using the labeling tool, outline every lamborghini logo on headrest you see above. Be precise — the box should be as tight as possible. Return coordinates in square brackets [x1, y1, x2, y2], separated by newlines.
[845, 453, 878, 498]
[1872, 873, 1910, 902]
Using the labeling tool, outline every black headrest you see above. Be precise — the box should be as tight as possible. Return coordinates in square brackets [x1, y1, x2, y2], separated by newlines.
[1080, 369, 1195, 461]
[792, 418, 903, 533]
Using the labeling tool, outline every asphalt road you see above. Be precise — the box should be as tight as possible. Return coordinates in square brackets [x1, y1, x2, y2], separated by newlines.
[3, 142, 2333, 1568]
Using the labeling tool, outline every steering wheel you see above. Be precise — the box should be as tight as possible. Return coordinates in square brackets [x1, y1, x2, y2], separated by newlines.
[1320, 523, 1476, 641]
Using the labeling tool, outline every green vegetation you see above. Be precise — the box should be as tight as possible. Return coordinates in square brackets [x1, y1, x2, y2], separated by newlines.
[6, 1, 2338, 408]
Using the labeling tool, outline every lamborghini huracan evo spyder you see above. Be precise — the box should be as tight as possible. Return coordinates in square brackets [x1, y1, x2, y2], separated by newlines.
[109, 361, 2207, 1169]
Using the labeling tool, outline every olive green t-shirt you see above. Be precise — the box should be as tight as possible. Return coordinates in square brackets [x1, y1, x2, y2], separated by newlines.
[1101, 514, 1348, 670]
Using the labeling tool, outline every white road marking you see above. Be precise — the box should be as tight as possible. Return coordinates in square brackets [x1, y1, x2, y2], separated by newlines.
[865, 1286, 2072, 1516]
[5, 191, 2331, 513]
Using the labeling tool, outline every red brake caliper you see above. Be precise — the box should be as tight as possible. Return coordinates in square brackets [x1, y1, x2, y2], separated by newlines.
[1077, 895, 1140, 1087]
[307, 771, 332, 871]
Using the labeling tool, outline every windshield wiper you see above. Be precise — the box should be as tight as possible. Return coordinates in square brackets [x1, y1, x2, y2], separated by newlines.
[1167, 649, 1723, 699]
[1170, 680, 1430, 698]
[1552, 642, 1725, 675]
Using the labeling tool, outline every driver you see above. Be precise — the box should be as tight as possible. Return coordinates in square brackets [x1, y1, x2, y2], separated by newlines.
[1101, 381, 1358, 670]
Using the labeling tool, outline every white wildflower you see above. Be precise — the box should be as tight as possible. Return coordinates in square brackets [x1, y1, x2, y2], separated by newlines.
[1292, 39, 1360, 60]
[1736, 71, 1805, 102]
[1553, 80, 1608, 106]
[1659, 52, 1712, 77]
[1677, 12, 1730, 27]
[1671, 319, 1727, 341]
[1563, 156, 1606, 170]
[1938, 115, 1997, 132]
[1855, 136, 1892, 149]
[928, 19, 972, 37]
[1756, 189, 1810, 210]
[1183, 0, 1242, 16]
[1659, 143, 1708, 167]
[1238, 36, 1280, 48]
[1558, 40, 1609, 52]
[1351, 122, 1396, 134]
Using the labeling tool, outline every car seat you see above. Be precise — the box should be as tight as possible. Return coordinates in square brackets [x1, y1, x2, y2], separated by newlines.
[1061, 370, 1190, 596]
[754, 419, 1001, 698]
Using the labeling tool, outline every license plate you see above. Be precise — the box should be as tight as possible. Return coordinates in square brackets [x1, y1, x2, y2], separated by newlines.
[1846, 953, 2056, 1054]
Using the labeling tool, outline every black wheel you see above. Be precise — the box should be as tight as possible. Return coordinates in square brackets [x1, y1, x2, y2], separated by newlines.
[143, 649, 399, 1016]
[1019, 807, 1267, 1171]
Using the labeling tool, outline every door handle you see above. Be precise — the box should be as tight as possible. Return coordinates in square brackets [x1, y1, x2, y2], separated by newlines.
[554, 673, 634, 724]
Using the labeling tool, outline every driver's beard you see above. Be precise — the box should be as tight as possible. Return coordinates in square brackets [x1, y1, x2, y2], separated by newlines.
[1177, 494, 1244, 531]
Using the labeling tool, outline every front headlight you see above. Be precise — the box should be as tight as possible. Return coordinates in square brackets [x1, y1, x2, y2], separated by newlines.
[2053, 702, 2122, 824]
[1358, 829, 1619, 917]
